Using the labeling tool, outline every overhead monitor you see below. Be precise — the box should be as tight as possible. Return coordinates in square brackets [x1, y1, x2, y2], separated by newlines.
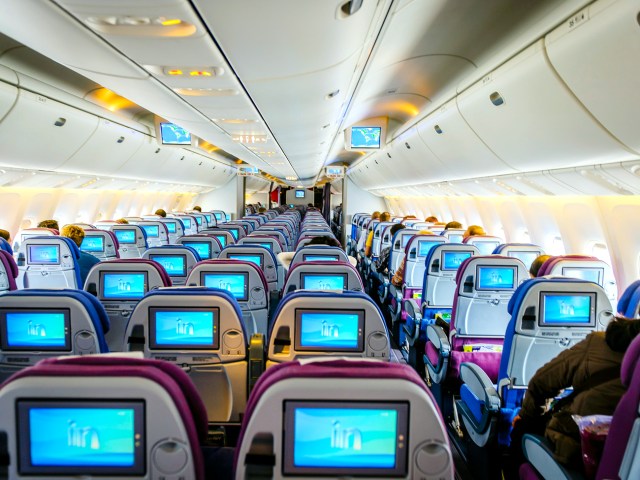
[140, 225, 159, 238]
[156, 119, 193, 146]
[295, 190, 305, 198]
[539, 292, 596, 327]
[325, 166, 345, 179]
[202, 272, 249, 301]
[228, 253, 263, 269]
[294, 309, 364, 352]
[149, 306, 219, 350]
[99, 272, 148, 301]
[114, 229, 136, 245]
[17, 400, 145, 475]
[300, 273, 347, 291]
[508, 251, 540, 269]
[148, 254, 187, 277]
[183, 241, 212, 260]
[350, 126, 382, 149]
[80, 235, 105, 253]
[27, 245, 60, 265]
[164, 222, 177, 234]
[302, 254, 340, 262]
[475, 266, 516, 291]
[0, 309, 71, 351]
[441, 251, 473, 271]
[562, 267, 604, 286]
[283, 400, 408, 476]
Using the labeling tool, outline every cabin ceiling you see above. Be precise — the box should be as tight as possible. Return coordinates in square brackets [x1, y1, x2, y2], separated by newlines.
[0, 0, 616, 190]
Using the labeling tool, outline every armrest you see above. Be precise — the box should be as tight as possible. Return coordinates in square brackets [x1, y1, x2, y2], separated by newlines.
[522, 435, 581, 480]
[423, 324, 450, 383]
[402, 298, 422, 345]
[248, 333, 265, 393]
[426, 324, 450, 357]
[403, 298, 422, 322]
[459, 363, 500, 413]
[457, 362, 501, 446]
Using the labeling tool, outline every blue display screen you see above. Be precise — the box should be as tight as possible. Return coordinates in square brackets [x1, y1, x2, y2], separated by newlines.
[215, 213, 222, 220]
[160, 122, 191, 145]
[508, 251, 539, 269]
[80, 235, 104, 253]
[227, 228, 239, 240]
[541, 293, 594, 326]
[204, 214, 212, 223]
[202, 272, 248, 301]
[301, 274, 346, 291]
[114, 229, 136, 245]
[442, 251, 472, 271]
[165, 222, 176, 233]
[283, 401, 408, 476]
[295, 190, 305, 198]
[149, 308, 218, 349]
[183, 241, 211, 260]
[182, 218, 192, 229]
[27, 245, 60, 265]
[228, 254, 262, 268]
[100, 272, 146, 300]
[350, 126, 381, 149]
[476, 266, 516, 290]
[448, 234, 464, 243]
[562, 267, 603, 286]
[1, 310, 70, 351]
[195, 216, 202, 226]
[141, 225, 159, 238]
[18, 400, 144, 475]
[303, 255, 339, 262]
[295, 310, 363, 351]
[214, 235, 227, 247]
[245, 242, 272, 250]
[418, 241, 441, 257]
[149, 254, 186, 276]
[474, 241, 499, 255]
[401, 235, 413, 248]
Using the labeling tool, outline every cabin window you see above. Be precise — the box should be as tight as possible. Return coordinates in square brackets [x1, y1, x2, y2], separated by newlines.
[548, 235, 566, 256]
[591, 242, 612, 265]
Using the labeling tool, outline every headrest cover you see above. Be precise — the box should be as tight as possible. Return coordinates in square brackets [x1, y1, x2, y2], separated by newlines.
[621, 333, 640, 386]
[617, 280, 640, 318]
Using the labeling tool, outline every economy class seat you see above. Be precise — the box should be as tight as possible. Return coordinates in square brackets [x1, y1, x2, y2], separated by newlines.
[136, 220, 170, 247]
[13, 227, 58, 254]
[79, 228, 119, 261]
[176, 234, 223, 261]
[17, 236, 83, 289]
[462, 235, 503, 255]
[219, 245, 279, 296]
[493, 243, 545, 271]
[111, 224, 148, 259]
[283, 260, 363, 294]
[440, 228, 466, 244]
[142, 245, 200, 286]
[0, 250, 18, 292]
[617, 279, 640, 318]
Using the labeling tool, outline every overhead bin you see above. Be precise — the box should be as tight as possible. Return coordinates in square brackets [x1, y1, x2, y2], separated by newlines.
[416, 99, 517, 180]
[549, 166, 639, 195]
[545, 0, 640, 154]
[384, 127, 449, 185]
[0, 89, 97, 170]
[457, 40, 636, 171]
[0, 81, 17, 122]
[114, 138, 180, 179]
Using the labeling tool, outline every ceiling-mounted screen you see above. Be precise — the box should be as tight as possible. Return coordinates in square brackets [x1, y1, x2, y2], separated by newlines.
[350, 126, 381, 149]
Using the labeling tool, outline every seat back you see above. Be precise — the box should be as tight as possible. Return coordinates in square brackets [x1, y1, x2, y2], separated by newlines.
[537, 255, 618, 307]
[187, 259, 269, 336]
[0, 289, 110, 381]
[0, 237, 12, 255]
[267, 291, 389, 365]
[111, 225, 148, 259]
[17, 236, 82, 289]
[350, 213, 366, 241]
[212, 210, 227, 224]
[0, 355, 208, 480]
[235, 358, 453, 480]
[451, 256, 529, 338]
[93, 220, 118, 231]
[79, 228, 119, 261]
[13, 228, 58, 254]
[176, 234, 223, 261]
[136, 221, 170, 247]
[493, 243, 544, 271]
[404, 235, 448, 288]
[370, 221, 395, 258]
[441, 228, 466, 243]
[142, 245, 200, 286]
[617, 279, 640, 318]
[499, 278, 612, 393]
[263, 224, 290, 247]
[217, 224, 246, 242]
[290, 245, 349, 268]
[173, 214, 199, 235]
[390, 229, 419, 275]
[239, 235, 284, 255]
[156, 217, 184, 244]
[233, 220, 255, 235]
[0, 251, 18, 292]
[253, 229, 287, 250]
[200, 228, 235, 248]
[219, 245, 278, 292]
[462, 235, 502, 255]
[423, 244, 480, 310]
[198, 211, 217, 228]
[84, 259, 172, 351]
[284, 261, 363, 293]
[189, 212, 207, 231]
[124, 287, 249, 422]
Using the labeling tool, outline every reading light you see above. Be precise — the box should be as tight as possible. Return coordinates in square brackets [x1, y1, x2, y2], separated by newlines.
[160, 18, 182, 26]
[167, 69, 183, 75]
[117, 136, 125, 143]
[189, 70, 212, 77]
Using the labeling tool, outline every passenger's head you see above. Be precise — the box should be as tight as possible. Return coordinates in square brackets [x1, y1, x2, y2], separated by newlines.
[418, 229, 434, 235]
[115, 218, 129, 224]
[0, 229, 10, 242]
[61, 224, 85, 247]
[38, 219, 59, 230]
[154, 209, 167, 218]
[529, 254, 552, 277]
[605, 316, 640, 352]
[371, 211, 381, 220]
[445, 221, 462, 230]
[192, 206, 202, 212]
[307, 236, 341, 248]
[390, 223, 406, 237]
[425, 216, 438, 223]
[258, 207, 267, 213]
[402, 215, 417, 221]
[380, 212, 391, 222]
[463, 225, 486, 239]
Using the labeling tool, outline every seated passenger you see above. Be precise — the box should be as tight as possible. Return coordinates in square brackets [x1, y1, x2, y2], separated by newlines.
[390, 229, 433, 287]
[115, 218, 129, 224]
[60, 224, 100, 286]
[356, 211, 380, 252]
[193, 205, 202, 212]
[365, 211, 390, 257]
[0, 229, 10, 243]
[425, 215, 438, 223]
[445, 221, 462, 229]
[154, 208, 167, 217]
[37, 219, 59, 230]
[510, 316, 640, 472]
[375, 223, 405, 275]
[529, 254, 552, 278]
[463, 224, 486, 239]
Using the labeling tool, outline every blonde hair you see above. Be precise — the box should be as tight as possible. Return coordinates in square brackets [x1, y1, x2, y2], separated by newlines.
[154, 209, 167, 218]
[115, 218, 129, 224]
[38, 219, 59, 230]
[463, 225, 486, 238]
[380, 212, 391, 222]
[0, 229, 10, 241]
[61, 224, 85, 247]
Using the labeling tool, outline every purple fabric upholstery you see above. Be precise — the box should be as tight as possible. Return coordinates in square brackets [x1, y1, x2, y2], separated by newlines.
[596, 334, 640, 479]
[2, 356, 208, 480]
[233, 358, 446, 471]
[101, 258, 172, 286]
[196, 259, 268, 291]
[536, 255, 596, 277]
[0, 250, 18, 290]
[519, 462, 543, 480]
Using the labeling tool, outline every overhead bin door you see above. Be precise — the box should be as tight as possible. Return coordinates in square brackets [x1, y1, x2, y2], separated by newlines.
[0, 82, 17, 123]
[545, 0, 640, 154]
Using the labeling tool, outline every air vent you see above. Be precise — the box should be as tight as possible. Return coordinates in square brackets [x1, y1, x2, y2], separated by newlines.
[54, 117, 66, 127]
[490, 92, 505, 106]
[338, 0, 363, 18]
[434, 125, 443, 134]
[405, 142, 411, 149]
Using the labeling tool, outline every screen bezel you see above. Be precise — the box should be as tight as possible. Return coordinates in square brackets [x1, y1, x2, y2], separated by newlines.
[300, 272, 348, 291]
[201, 271, 249, 301]
[148, 254, 187, 277]
[140, 225, 159, 238]
[114, 229, 137, 245]
[507, 250, 540, 268]
[561, 266, 604, 286]
[0, 308, 71, 352]
[159, 121, 192, 146]
[294, 308, 365, 352]
[98, 271, 149, 301]
[282, 400, 409, 476]
[243, 241, 272, 250]
[475, 265, 517, 291]
[228, 253, 263, 269]
[473, 241, 499, 255]
[17, 399, 145, 476]
[182, 241, 212, 260]
[148, 306, 220, 350]
[302, 254, 340, 262]
[538, 291, 597, 328]
[350, 126, 382, 149]
[441, 251, 473, 271]
[417, 241, 442, 257]
[27, 244, 61, 265]
[80, 235, 105, 253]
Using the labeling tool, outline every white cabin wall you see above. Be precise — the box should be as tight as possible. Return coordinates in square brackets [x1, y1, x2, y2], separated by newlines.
[387, 195, 640, 294]
[195, 177, 241, 218]
[344, 178, 386, 234]
[0, 187, 196, 239]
